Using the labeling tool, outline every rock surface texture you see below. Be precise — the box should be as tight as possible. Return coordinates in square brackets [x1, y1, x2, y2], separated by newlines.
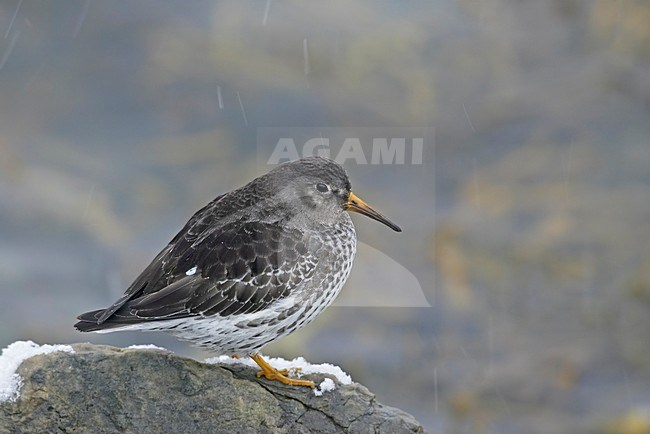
[0, 344, 425, 434]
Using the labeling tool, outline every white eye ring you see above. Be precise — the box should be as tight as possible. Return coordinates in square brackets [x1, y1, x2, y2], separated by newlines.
[315, 183, 330, 193]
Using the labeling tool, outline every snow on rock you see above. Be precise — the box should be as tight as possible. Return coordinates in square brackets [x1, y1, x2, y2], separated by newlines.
[205, 354, 352, 396]
[0, 341, 75, 402]
[314, 378, 336, 396]
[126, 344, 169, 351]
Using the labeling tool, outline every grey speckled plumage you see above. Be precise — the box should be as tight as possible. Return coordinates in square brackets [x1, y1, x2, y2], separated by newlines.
[75, 157, 400, 357]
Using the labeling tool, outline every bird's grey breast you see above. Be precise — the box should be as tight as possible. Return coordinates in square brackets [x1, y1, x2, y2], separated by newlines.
[298, 214, 357, 305]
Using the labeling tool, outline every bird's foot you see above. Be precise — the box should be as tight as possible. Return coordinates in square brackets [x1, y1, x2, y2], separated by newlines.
[273, 366, 302, 376]
[250, 354, 314, 388]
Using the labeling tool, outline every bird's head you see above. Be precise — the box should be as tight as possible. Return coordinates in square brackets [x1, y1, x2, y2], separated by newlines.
[267, 157, 401, 232]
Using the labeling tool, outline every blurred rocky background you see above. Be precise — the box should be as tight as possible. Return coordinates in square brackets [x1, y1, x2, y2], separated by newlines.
[0, 1, 649, 433]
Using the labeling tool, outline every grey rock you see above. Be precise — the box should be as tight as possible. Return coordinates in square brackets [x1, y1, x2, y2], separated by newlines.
[0, 344, 426, 434]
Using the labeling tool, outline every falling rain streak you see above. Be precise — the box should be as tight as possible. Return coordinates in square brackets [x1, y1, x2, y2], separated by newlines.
[82, 184, 96, 218]
[236, 91, 248, 126]
[303, 38, 310, 76]
[433, 367, 438, 413]
[73, 0, 91, 39]
[5, 0, 23, 39]
[462, 103, 475, 132]
[262, 0, 272, 26]
[217, 86, 224, 109]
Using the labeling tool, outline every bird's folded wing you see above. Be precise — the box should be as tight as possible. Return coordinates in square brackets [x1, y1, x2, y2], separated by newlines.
[96, 193, 227, 324]
[97, 220, 322, 324]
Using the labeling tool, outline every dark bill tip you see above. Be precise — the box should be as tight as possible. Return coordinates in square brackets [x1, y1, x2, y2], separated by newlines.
[344, 192, 402, 232]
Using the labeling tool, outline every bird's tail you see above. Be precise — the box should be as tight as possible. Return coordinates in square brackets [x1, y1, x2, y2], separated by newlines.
[74, 309, 126, 332]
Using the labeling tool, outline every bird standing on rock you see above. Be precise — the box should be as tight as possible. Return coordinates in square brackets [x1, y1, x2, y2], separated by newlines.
[75, 157, 401, 388]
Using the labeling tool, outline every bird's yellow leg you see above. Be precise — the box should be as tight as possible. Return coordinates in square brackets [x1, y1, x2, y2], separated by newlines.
[250, 353, 315, 388]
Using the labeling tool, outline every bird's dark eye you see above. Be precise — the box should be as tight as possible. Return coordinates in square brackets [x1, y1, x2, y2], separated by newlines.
[315, 183, 330, 193]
